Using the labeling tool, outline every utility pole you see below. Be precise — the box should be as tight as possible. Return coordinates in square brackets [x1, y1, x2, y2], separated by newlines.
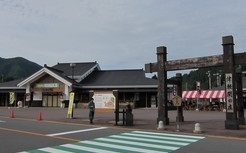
[206, 71, 211, 89]
[213, 72, 222, 87]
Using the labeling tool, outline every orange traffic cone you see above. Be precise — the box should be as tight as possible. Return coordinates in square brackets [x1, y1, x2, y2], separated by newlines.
[10, 110, 15, 118]
[38, 112, 42, 121]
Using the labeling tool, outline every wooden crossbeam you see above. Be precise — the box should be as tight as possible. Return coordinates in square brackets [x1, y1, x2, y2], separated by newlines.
[145, 52, 246, 73]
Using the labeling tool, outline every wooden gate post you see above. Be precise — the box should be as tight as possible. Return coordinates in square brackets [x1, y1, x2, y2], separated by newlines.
[113, 90, 119, 125]
[236, 69, 245, 125]
[222, 36, 239, 129]
[176, 73, 184, 122]
[157, 46, 169, 125]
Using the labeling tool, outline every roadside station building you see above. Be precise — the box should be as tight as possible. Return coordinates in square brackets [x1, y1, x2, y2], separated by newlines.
[1, 62, 245, 109]
[0, 62, 159, 108]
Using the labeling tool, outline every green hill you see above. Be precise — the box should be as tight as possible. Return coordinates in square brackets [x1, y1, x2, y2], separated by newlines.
[182, 64, 246, 90]
[0, 57, 42, 82]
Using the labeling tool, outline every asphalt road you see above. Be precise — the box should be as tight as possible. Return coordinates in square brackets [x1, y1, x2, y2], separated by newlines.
[0, 115, 246, 153]
[0, 107, 245, 152]
[0, 117, 129, 152]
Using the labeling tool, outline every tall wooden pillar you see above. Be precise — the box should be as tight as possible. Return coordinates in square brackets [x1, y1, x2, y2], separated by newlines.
[157, 46, 169, 125]
[113, 90, 119, 125]
[222, 36, 239, 129]
[176, 73, 184, 122]
[236, 70, 245, 125]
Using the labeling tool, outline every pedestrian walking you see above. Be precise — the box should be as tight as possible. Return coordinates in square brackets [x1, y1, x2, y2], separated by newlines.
[87, 98, 95, 124]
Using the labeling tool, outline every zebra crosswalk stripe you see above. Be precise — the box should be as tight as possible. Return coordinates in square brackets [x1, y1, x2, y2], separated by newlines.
[61, 144, 117, 153]
[39, 147, 72, 153]
[82, 140, 165, 153]
[122, 132, 202, 142]
[23, 131, 205, 153]
[109, 135, 189, 146]
[133, 131, 205, 139]
[96, 137, 179, 150]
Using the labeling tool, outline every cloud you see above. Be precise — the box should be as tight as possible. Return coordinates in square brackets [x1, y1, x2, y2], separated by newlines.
[0, 0, 246, 77]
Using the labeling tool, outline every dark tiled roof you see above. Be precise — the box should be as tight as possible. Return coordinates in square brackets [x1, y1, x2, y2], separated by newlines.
[0, 79, 25, 88]
[44, 66, 76, 84]
[51, 62, 99, 76]
[80, 69, 157, 87]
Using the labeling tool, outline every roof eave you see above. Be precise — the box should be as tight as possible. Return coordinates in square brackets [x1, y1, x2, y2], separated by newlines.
[0, 87, 26, 90]
[78, 64, 100, 82]
[79, 85, 158, 89]
[17, 68, 72, 87]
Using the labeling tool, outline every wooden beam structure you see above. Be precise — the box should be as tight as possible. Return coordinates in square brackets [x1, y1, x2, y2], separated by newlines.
[145, 53, 246, 73]
[146, 35, 245, 130]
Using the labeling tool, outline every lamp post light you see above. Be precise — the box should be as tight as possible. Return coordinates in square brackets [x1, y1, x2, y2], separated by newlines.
[68, 63, 76, 119]
[70, 63, 76, 81]
[213, 71, 222, 87]
[206, 71, 211, 89]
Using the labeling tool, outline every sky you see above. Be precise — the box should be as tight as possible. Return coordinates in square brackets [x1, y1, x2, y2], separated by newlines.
[1, 0, 246, 78]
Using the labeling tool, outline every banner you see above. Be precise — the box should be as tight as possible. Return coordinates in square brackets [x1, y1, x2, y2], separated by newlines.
[67, 92, 75, 118]
[9, 92, 15, 104]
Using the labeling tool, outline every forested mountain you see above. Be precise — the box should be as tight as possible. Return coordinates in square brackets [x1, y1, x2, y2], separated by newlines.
[182, 64, 246, 90]
[152, 65, 246, 90]
[182, 67, 224, 90]
[0, 57, 42, 82]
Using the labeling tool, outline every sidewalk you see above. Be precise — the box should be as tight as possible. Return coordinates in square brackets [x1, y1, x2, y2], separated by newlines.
[0, 107, 245, 139]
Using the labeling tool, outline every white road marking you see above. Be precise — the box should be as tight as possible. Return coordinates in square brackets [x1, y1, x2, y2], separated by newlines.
[0, 120, 6, 123]
[23, 130, 205, 153]
[109, 135, 189, 146]
[96, 137, 179, 150]
[62, 144, 118, 153]
[133, 131, 205, 139]
[81, 141, 166, 153]
[122, 133, 199, 142]
[39, 147, 73, 153]
[46, 127, 108, 136]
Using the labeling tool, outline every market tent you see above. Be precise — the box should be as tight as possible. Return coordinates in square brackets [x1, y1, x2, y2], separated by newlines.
[199, 90, 225, 98]
[182, 90, 225, 99]
[182, 90, 199, 98]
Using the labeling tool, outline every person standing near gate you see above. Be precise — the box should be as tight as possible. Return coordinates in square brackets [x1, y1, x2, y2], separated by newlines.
[87, 98, 95, 124]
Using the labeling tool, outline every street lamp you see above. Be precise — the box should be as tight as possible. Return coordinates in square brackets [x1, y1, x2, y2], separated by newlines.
[213, 71, 222, 87]
[69, 63, 76, 119]
[206, 71, 211, 89]
[70, 63, 76, 81]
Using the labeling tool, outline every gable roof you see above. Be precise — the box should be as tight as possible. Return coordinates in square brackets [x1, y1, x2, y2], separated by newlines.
[51, 62, 100, 82]
[17, 67, 73, 87]
[17, 62, 100, 87]
[79, 69, 158, 89]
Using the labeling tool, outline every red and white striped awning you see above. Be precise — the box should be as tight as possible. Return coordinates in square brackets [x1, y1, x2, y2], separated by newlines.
[199, 90, 225, 98]
[182, 90, 199, 98]
[182, 90, 225, 99]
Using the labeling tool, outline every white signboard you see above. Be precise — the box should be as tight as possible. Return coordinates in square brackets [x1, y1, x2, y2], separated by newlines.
[33, 92, 42, 100]
[93, 92, 116, 109]
[36, 83, 59, 88]
[225, 73, 233, 113]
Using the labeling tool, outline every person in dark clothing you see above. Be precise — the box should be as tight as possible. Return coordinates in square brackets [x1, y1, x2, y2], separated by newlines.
[87, 98, 95, 124]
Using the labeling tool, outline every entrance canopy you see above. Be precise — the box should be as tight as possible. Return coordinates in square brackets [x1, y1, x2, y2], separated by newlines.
[182, 90, 225, 99]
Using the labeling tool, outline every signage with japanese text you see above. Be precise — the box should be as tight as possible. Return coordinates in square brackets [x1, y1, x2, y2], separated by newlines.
[225, 73, 233, 113]
[67, 92, 75, 118]
[9, 92, 15, 104]
[172, 96, 182, 106]
[93, 92, 116, 109]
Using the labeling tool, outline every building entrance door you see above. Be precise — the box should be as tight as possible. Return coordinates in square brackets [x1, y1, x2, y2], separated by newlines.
[42, 93, 61, 107]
